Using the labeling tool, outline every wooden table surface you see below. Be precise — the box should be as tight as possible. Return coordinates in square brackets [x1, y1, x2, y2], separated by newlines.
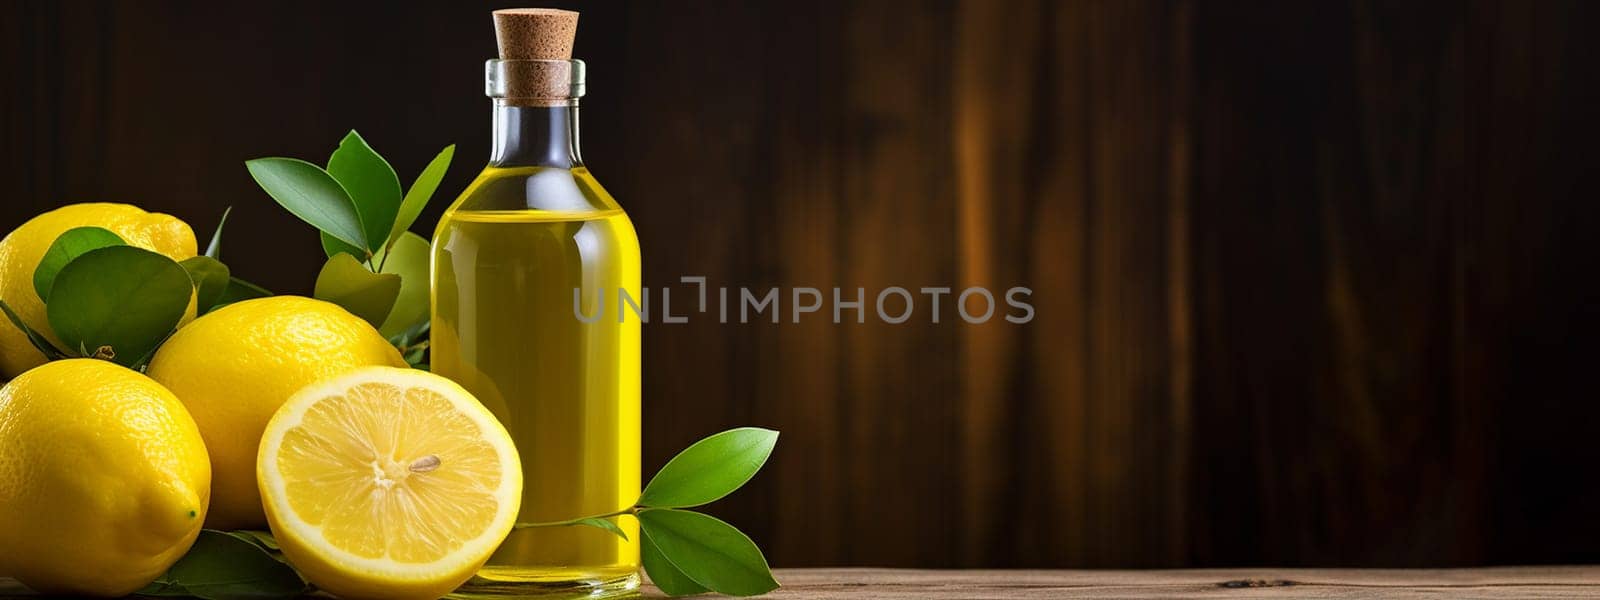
[7, 567, 1600, 599]
[649, 568, 1600, 599]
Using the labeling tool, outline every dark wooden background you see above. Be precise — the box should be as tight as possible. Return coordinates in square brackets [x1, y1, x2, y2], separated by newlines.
[3, 0, 1596, 568]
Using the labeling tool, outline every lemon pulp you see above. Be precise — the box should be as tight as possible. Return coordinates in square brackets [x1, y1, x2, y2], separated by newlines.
[259, 367, 522, 600]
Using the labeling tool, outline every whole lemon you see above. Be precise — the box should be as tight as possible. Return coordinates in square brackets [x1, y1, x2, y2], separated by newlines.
[147, 296, 407, 529]
[0, 203, 197, 377]
[0, 359, 211, 597]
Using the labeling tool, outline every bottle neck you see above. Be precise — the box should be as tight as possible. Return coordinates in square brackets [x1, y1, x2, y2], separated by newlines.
[490, 102, 583, 168]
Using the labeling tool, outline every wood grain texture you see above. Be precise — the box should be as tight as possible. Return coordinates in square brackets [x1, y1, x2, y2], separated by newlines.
[1186, 0, 1480, 567]
[9, 569, 1600, 599]
[676, 568, 1600, 599]
[2, 0, 1595, 569]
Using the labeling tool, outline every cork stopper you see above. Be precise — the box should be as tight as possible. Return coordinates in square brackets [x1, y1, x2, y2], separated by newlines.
[493, 8, 577, 60]
[489, 9, 581, 106]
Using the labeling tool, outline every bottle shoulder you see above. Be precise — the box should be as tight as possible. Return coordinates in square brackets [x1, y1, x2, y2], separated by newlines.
[444, 164, 624, 216]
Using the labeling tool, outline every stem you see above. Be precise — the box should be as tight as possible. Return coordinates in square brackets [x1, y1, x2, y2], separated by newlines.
[350, 246, 380, 272]
[514, 506, 638, 529]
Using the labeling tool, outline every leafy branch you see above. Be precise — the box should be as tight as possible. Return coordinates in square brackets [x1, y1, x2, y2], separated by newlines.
[246, 131, 454, 367]
[2, 213, 270, 371]
[518, 428, 783, 596]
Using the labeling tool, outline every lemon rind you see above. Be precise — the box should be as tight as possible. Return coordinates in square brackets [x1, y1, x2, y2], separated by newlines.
[257, 366, 522, 581]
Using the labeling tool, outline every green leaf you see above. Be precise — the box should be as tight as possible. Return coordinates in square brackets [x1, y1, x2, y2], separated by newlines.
[376, 231, 430, 338]
[214, 277, 272, 308]
[32, 226, 125, 302]
[45, 246, 192, 367]
[180, 256, 231, 314]
[204, 206, 231, 260]
[218, 530, 289, 565]
[388, 144, 454, 250]
[327, 130, 402, 253]
[640, 428, 779, 508]
[403, 344, 427, 367]
[0, 299, 68, 360]
[314, 253, 400, 328]
[388, 319, 430, 348]
[572, 517, 630, 541]
[245, 157, 367, 250]
[320, 231, 369, 262]
[222, 530, 281, 553]
[138, 578, 187, 597]
[642, 527, 709, 597]
[638, 509, 778, 596]
[137, 530, 305, 599]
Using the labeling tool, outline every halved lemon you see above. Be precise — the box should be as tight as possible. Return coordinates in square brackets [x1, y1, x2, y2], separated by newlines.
[257, 366, 522, 600]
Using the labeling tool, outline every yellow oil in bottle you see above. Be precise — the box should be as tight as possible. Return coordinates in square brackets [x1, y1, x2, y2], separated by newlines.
[432, 165, 641, 594]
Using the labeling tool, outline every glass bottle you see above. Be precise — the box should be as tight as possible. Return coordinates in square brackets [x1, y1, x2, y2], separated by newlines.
[432, 58, 642, 597]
